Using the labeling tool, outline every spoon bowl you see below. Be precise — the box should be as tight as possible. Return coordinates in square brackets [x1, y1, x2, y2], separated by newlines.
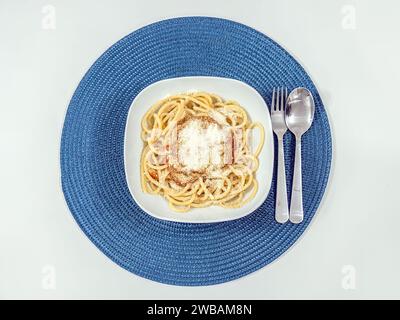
[285, 88, 315, 137]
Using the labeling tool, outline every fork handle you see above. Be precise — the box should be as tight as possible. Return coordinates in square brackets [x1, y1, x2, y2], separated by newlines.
[275, 136, 289, 223]
[290, 136, 303, 223]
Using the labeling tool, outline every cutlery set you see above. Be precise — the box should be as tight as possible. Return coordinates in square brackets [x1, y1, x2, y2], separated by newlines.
[271, 87, 315, 224]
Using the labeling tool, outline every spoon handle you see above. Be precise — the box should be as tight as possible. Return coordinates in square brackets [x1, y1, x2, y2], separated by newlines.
[275, 136, 289, 223]
[290, 136, 303, 223]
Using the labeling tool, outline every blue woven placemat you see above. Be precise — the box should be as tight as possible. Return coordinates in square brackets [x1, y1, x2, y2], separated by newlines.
[61, 17, 331, 286]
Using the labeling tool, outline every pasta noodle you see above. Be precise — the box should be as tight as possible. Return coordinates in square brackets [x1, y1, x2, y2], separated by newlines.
[140, 92, 265, 212]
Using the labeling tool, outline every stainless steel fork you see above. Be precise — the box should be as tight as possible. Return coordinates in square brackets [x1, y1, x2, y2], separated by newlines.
[271, 88, 289, 223]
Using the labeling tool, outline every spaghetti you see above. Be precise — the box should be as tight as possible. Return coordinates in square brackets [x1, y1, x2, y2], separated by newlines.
[140, 92, 265, 212]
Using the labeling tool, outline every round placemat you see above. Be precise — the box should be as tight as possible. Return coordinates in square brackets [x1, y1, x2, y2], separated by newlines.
[61, 17, 332, 286]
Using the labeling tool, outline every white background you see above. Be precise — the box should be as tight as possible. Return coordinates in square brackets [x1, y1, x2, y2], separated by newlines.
[1, 0, 400, 299]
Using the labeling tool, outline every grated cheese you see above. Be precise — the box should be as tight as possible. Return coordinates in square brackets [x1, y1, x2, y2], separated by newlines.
[177, 118, 228, 172]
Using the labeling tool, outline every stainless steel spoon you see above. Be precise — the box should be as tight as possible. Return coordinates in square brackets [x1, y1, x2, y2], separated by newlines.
[285, 88, 315, 223]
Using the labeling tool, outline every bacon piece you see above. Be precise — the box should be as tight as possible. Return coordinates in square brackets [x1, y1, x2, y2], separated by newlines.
[232, 128, 244, 163]
[167, 124, 178, 165]
[148, 169, 158, 180]
[224, 129, 233, 165]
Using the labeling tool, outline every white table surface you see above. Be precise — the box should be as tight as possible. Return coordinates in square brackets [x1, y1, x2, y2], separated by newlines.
[1, 0, 400, 299]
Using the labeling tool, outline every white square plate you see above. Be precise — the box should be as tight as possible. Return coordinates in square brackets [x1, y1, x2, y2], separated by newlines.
[124, 76, 274, 223]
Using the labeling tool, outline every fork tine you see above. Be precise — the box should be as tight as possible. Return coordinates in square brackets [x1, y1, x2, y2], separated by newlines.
[276, 87, 280, 111]
[284, 87, 287, 111]
[282, 87, 287, 111]
[277, 87, 280, 111]
[271, 88, 275, 111]
[280, 87, 284, 111]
